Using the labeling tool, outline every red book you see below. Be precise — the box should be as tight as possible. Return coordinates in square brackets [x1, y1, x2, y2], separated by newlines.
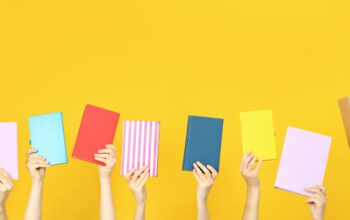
[72, 104, 120, 165]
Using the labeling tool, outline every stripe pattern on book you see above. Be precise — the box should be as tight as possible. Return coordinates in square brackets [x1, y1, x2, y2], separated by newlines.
[121, 121, 160, 177]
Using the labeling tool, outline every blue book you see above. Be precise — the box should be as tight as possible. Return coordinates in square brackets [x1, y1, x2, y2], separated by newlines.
[182, 116, 224, 172]
[29, 112, 68, 165]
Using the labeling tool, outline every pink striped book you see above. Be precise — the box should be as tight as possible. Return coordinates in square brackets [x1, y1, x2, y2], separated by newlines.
[121, 121, 160, 177]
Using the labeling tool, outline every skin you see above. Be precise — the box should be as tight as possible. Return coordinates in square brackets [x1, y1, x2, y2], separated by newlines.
[240, 151, 262, 220]
[94, 144, 118, 220]
[305, 185, 327, 220]
[125, 166, 149, 220]
[193, 161, 218, 220]
[0, 169, 14, 220]
[24, 148, 50, 220]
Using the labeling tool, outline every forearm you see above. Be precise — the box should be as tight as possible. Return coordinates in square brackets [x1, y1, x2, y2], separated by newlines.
[0, 205, 7, 220]
[242, 186, 260, 220]
[24, 181, 44, 220]
[134, 202, 146, 220]
[197, 198, 210, 220]
[100, 177, 115, 220]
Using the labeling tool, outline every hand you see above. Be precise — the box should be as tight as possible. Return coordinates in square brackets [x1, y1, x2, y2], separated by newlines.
[193, 161, 218, 202]
[125, 166, 149, 205]
[240, 151, 262, 188]
[95, 145, 117, 179]
[26, 148, 49, 183]
[305, 185, 326, 220]
[0, 169, 14, 208]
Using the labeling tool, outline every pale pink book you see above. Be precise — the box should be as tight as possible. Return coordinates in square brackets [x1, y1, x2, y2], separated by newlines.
[121, 121, 160, 177]
[0, 122, 18, 179]
[275, 126, 331, 196]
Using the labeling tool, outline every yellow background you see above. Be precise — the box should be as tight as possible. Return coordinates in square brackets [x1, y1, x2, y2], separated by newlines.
[1, 0, 350, 219]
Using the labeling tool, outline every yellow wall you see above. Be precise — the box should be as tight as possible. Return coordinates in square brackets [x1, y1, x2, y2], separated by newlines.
[1, 0, 350, 219]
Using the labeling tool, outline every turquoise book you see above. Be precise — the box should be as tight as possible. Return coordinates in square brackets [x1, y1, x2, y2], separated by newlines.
[29, 112, 68, 165]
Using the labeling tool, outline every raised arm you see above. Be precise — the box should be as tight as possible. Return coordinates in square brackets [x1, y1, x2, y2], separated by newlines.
[24, 148, 49, 220]
[193, 161, 218, 220]
[305, 185, 326, 220]
[125, 166, 149, 220]
[0, 169, 14, 220]
[241, 152, 262, 220]
[95, 144, 117, 220]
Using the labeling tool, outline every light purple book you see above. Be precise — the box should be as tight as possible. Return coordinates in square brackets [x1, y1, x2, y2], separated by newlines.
[275, 126, 331, 196]
[0, 122, 18, 179]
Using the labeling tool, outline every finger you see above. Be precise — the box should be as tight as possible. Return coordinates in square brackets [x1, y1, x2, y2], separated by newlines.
[0, 173, 14, 187]
[306, 197, 317, 204]
[206, 165, 218, 178]
[94, 157, 108, 165]
[32, 163, 50, 169]
[196, 161, 210, 175]
[137, 167, 150, 185]
[193, 163, 205, 179]
[94, 154, 111, 160]
[28, 154, 46, 161]
[248, 156, 257, 169]
[139, 172, 149, 187]
[28, 158, 49, 165]
[0, 184, 7, 192]
[255, 159, 263, 171]
[243, 152, 254, 169]
[105, 144, 116, 150]
[305, 187, 324, 194]
[0, 175, 11, 190]
[311, 185, 326, 194]
[27, 148, 38, 157]
[240, 151, 251, 171]
[125, 168, 136, 180]
[193, 169, 202, 182]
[132, 166, 148, 182]
[0, 170, 11, 180]
[97, 148, 114, 154]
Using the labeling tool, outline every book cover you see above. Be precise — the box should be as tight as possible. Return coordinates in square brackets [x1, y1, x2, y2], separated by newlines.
[72, 104, 120, 165]
[182, 116, 224, 172]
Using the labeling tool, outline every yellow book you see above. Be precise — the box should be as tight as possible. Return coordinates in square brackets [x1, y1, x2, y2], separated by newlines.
[240, 110, 276, 160]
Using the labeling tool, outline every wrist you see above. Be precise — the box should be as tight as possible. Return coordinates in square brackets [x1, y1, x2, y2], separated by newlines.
[247, 184, 260, 191]
[32, 179, 44, 187]
[197, 196, 208, 207]
[99, 175, 111, 182]
[0, 204, 5, 213]
[136, 200, 146, 207]
[312, 215, 324, 220]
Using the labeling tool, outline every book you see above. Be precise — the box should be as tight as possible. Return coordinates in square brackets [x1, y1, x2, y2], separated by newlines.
[275, 126, 332, 196]
[72, 104, 120, 165]
[240, 110, 276, 160]
[0, 122, 18, 179]
[121, 121, 160, 177]
[182, 116, 224, 172]
[338, 96, 350, 148]
[29, 112, 68, 166]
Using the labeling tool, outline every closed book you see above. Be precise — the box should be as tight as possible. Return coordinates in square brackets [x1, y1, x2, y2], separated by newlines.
[121, 121, 160, 177]
[72, 105, 120, 165]
[338, 96, 350, 148]
[29, 112, 68, 166]
[275, 126, 331, 196]
[182, 116, 224, 172]
[240, 110, 276, 160]
[0, 122, 18, 179]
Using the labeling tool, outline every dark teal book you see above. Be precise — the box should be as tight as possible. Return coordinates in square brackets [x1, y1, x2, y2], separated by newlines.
[182, 116, 224, 172]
